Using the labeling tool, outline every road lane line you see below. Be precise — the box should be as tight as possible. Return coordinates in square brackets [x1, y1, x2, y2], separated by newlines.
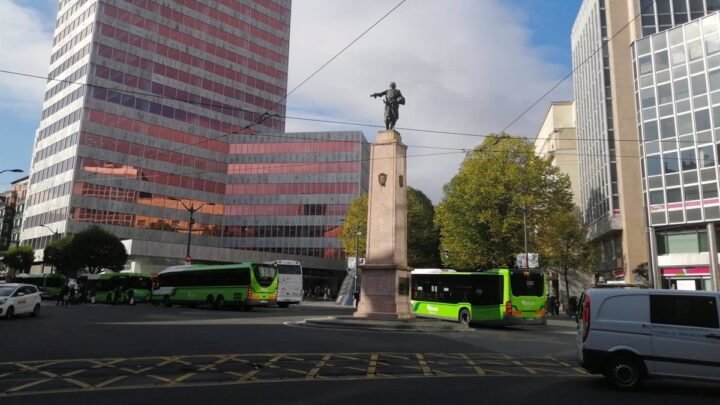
[6, 378, 52, 393]
[415, 354, 433, 376]
[367, 353, 378, 378]
[306, 354, 332, 379]
[459, 353, 485, 375]
[95, 375, 128, 388]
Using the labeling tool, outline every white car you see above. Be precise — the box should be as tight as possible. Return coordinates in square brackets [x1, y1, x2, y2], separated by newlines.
[0, 283, 42, 319]
[577, 288, 720, 390]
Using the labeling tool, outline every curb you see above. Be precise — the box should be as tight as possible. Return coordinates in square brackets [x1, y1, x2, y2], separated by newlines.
[301, 316, 470, 332]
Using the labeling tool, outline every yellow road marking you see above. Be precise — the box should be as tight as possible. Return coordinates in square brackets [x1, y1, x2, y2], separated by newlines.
[6, 378, 52, 393]
[415, 354, 433, 376]
[14, 363, 58, 379]
[367, 354, 378, 378]
[89, 359, 125, 369]
[174, 373, 196, 383]
[380, 353, 410, 360]
[459, 353, 485, 376]
[63, 378, 91, 389]
[306, 354, 332, 379]
[95, 375, 128, 388]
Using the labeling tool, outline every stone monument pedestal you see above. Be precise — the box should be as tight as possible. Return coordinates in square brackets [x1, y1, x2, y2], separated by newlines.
[354, 129, 415, 320]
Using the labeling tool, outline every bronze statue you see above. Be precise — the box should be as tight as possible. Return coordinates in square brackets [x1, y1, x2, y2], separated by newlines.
[371, 82, 405, 130]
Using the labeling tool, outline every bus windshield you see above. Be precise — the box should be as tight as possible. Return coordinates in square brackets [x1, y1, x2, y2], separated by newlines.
[129, 277, 151, 289]
[46, 277, 66, 288]
[510, 271, 544, 297]
[253, 264, 277, 287]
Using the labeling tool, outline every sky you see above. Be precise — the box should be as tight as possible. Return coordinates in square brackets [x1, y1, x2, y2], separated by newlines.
[0, 0, 582, 202]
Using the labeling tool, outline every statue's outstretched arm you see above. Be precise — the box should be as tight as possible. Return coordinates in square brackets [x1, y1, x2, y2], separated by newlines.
[370, 90, 387, 98]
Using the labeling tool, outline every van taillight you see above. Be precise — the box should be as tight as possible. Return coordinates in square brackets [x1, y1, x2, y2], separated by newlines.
[505, 301, 512, 316]
[248, 289, 253, 300]
[582, 295, 591, 342]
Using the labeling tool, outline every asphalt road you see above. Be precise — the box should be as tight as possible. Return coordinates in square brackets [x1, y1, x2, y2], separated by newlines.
[1, 301, 718, 404]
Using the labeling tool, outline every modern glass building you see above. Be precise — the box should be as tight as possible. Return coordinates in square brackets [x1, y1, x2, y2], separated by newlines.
[633, 12, 720, 290]
[19, 0, 370, 280]
[572, 0, 719, 283]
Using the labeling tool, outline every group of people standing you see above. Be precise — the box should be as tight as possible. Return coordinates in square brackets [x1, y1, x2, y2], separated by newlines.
[55, 283, 135, 306]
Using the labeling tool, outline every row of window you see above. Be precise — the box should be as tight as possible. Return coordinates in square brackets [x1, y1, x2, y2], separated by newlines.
[50, 22, 94, 64]
[41, 85, 86, 120]
[225, 182, 359, 196]
[53, 2, 96, 46]
[30, 156, 76, 186]
[90, 81, 283, 134]
[56, 0, 91, 28]
[37, 108, 82, 142]
[96, 24, 285, 100]
[223, 225, 342, 238]
[33, 132, 78, 164]
[26, 182, 72, 208]
[73, 181, 222, 215]
[24, 206, 69, 230]
[93, 46, 280, 122]
[80, 131, 228, 173]
[640, 0, 719, 36]
[85, 109, 228, 153]
[645, 144, 716, 176]
[227, 162, 359, 175]
[190, 0, 291, 31]
[157, 268, 251, 288]
[648, 182, 718, 205]
[45, 65, 87, 102]
[79, 157, 226, 195]
[102, 4, 287, 81]
[113, 0, 288, 65]
[230, 141, 359, 154]
[224, 204, 348, 217]
[48, 43, 90, 81]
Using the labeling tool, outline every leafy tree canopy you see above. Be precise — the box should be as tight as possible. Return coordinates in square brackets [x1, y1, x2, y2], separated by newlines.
[341, 187, 441, 268]
[435, 135, 574, 270]
[69, 226, 128, 274]
[2, 245, 35, 276]
[43, 236, 81, 277]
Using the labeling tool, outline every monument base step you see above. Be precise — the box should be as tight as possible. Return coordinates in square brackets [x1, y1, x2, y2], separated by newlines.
[301, 316, 469, 332]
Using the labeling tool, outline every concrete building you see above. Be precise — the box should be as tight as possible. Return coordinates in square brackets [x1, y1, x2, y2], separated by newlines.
[534, 101, 593, 299]
[571, 0, 720, 284]
[633, 12, 720, 291]
[9, 177, 29, 248]
[19, 0, 369, 286]
[534, 101, 582, 207]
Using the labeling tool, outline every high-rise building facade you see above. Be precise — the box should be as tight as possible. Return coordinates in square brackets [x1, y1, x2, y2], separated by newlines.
[20, 0, 369, 278]
[571, 0, 719, 284]
[633, 12, 720, 290]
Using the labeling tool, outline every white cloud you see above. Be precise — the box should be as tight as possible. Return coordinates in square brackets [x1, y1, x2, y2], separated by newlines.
[286, 0, 572, 202]
[0, 0, 53, 117]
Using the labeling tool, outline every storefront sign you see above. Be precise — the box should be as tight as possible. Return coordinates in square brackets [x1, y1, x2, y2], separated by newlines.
[661, 267, 710, 276]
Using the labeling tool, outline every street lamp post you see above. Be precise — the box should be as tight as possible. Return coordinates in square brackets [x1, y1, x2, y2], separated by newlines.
[354, 225, 362, 295]
[168, 197, 214, 264]
[522, 205, 529, 271]
[0, 169, 23, 175]
[40, 224, 59, 274]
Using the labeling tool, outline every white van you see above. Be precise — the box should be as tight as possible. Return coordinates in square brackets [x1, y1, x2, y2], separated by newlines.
[577, 288, 720, 390]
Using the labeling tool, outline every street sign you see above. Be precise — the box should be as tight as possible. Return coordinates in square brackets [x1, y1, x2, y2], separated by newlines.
[515, 253, 539, 269]
[185, 256, 192, 265]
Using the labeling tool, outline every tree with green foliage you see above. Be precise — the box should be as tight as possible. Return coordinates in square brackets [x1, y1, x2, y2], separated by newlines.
[2, 245, 35, 277]
[536, 208, 590, 304]
[69, 226, 128, 274]
[341, 188, 442, 268]
[407, 188, 441, 268]
[340, 195, 368, 258]
[435, 135, 574, 270]
[43, 236, 80, 277]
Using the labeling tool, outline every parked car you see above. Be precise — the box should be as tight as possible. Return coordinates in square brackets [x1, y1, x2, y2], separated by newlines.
[577, 288, 720, 390]
[0, 283, 42, 319]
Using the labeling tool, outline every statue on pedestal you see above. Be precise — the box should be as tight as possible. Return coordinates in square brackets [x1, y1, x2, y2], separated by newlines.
[371, 82, 405, 130]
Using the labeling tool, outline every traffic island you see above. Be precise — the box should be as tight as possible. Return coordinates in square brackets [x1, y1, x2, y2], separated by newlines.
[300, 316, 469, 332]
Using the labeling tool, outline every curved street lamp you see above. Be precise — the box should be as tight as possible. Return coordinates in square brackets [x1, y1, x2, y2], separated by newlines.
[168, 197, 215, 264]
[0, 169, 23, 175]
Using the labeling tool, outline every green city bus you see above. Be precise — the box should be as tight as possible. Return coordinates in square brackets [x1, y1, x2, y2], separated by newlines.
[151, 262, 278, 310]
[14, 273, 67, 299]
[82, 272, 153, 304]
[411, 268, 547, 326]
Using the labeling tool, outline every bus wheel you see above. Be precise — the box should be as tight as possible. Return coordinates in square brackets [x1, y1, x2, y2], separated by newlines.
[206, 295, 215, 310]
[458, 308, 471, 326]
[163, 296, 171, 308]
[278, 302, 289, 308]
[215, 296, 225, 310]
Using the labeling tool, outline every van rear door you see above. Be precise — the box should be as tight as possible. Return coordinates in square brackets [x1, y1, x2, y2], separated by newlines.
[649, 294, 720, 380]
